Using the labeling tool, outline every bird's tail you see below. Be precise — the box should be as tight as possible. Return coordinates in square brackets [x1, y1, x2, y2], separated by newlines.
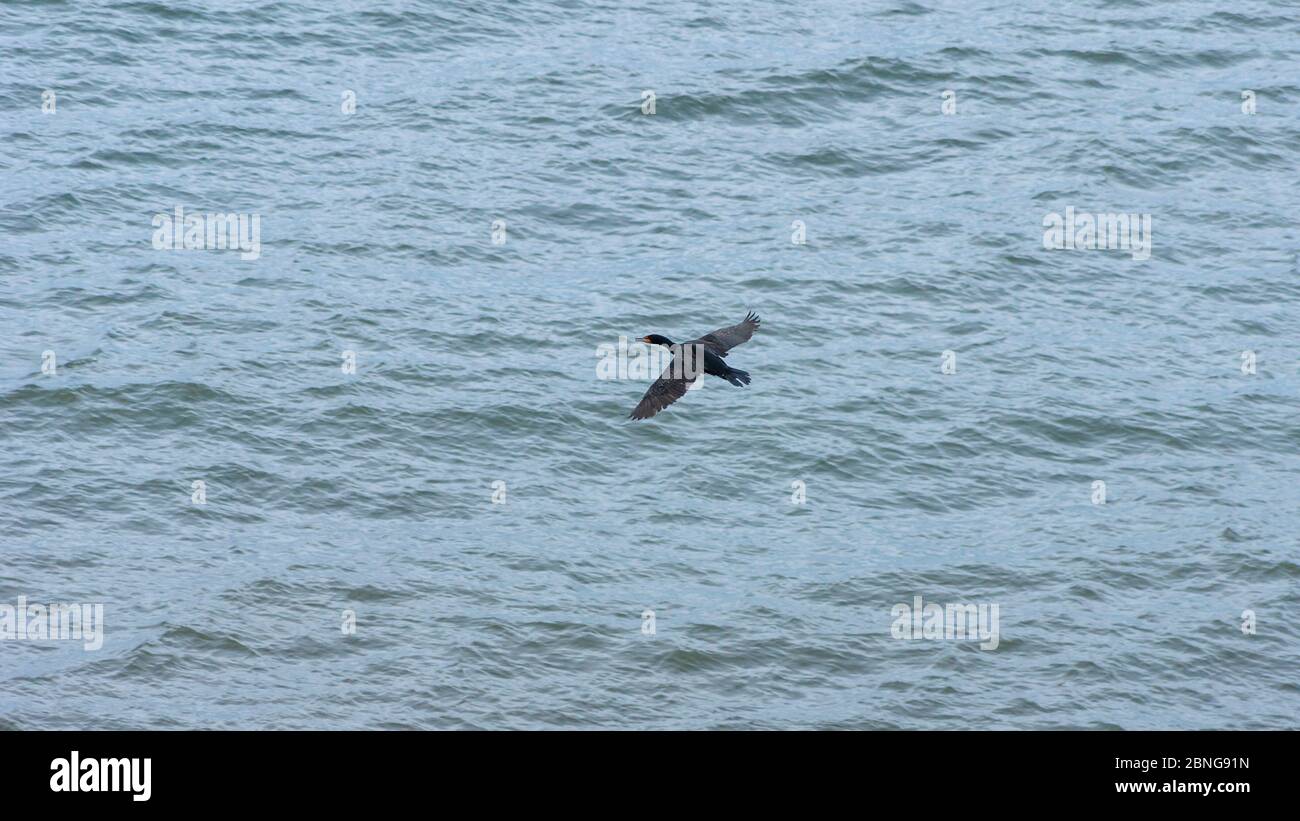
[725, 367, 750, 386]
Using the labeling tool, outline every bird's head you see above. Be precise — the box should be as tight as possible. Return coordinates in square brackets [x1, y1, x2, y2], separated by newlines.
[639, 334, 674, 348]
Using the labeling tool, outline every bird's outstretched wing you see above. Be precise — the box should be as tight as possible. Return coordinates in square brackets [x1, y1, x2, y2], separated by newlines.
[629, 357, 691, 420]
[693, 311, 761, 357]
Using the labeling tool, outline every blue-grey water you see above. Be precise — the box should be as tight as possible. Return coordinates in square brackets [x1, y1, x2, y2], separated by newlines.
[2, 0, 1298, 729]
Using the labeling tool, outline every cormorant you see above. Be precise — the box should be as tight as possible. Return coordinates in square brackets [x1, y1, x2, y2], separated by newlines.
[628, 312, 761, 420]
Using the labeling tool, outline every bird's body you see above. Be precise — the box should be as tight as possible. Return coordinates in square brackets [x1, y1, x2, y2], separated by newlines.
[628, 312, 761, 420]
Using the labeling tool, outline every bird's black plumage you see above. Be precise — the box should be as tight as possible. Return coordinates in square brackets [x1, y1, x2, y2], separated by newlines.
[628, 312, 761, 420]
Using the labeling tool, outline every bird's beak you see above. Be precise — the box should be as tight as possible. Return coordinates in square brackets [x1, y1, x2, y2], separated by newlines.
[638, 336, 651, 344]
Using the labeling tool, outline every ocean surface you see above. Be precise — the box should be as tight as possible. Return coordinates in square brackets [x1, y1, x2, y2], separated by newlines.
[2, 0, 1298, 729]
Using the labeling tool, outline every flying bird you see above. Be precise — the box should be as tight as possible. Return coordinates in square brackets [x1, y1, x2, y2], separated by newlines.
[628, 311, 761, 420]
